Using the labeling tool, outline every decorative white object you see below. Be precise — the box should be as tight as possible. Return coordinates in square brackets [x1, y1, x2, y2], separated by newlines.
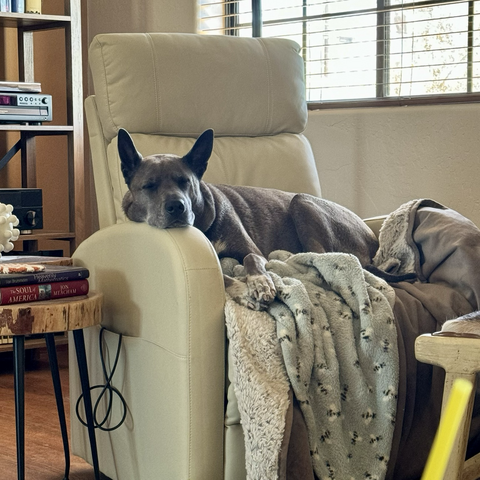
[0, 203, 20, 257]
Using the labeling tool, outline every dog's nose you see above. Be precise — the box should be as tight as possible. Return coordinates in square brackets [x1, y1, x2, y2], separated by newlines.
[165, 199, 186, 216]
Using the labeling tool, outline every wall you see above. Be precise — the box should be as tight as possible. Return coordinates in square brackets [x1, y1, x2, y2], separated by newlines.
[305, 103, 480, 227]
[86, 0, 196, 42]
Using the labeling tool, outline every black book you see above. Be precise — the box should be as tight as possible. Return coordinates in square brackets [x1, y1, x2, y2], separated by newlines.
[0, 264, 89, 287]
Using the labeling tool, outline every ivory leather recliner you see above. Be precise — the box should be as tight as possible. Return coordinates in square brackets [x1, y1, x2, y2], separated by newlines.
[70, 32, 323, 480]
[69, 33, 480, 480]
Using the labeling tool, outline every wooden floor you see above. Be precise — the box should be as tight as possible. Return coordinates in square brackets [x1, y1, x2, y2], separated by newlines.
[0, 344, 100, 480]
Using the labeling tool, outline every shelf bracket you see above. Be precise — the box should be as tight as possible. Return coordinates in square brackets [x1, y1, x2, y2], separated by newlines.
[0, 139, 22, 171]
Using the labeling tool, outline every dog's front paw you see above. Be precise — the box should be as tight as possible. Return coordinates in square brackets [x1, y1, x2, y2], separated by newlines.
[224, 274, 273, 311]
[247, 273, 276, 305]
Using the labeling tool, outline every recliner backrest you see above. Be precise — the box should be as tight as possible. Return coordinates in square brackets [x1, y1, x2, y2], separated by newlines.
[85, 32, 322, 229]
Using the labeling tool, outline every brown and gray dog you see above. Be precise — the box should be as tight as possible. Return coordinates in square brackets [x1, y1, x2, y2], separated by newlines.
[119, 128, 396, 310]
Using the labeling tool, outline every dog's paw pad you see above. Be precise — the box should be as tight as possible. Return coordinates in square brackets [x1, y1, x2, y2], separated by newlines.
[247, 274, 276, 304]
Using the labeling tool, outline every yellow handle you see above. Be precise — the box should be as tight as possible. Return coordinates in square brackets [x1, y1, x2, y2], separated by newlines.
[421, 378, 473, 480]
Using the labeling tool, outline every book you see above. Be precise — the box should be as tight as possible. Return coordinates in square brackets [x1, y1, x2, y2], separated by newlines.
[11, 0, 24, 12]
[0, 264, 89, 287]
[0, 279, 89, 305]
[0, 0, 11, 12]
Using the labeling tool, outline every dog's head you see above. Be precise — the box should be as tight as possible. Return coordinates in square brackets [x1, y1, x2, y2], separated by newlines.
[118, 128, 214, 228]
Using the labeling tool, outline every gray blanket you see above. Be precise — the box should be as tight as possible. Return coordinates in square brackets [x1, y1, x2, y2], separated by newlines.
[378, 200, 480, 479]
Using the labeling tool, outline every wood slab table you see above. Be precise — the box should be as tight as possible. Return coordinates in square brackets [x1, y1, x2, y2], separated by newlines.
[0, 292, 103, 480]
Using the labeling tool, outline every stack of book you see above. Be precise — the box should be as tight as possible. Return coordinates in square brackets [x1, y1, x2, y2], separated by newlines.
[0, 260, 90, 344]
[0, 263, 89, 305]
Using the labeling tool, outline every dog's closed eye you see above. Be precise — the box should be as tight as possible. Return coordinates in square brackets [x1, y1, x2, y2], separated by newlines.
[142, 181, 158, 191]
[176, 176, 190, 188]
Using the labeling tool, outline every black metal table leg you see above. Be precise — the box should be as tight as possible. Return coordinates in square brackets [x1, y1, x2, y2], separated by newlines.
[45, 333, 70, 480]
[12, 335, 25, 480]
[73, 329, 100, 480]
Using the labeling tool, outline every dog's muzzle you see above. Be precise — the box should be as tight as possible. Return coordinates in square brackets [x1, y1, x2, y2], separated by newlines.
[166, 199, 186, 216]
[163, 198, 194, 228]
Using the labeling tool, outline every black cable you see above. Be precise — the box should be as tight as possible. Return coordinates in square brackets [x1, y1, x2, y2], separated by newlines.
[75, 327, 127, 431]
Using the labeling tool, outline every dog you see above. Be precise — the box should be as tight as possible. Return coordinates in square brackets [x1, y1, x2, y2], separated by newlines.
[118, 128, 407, 310]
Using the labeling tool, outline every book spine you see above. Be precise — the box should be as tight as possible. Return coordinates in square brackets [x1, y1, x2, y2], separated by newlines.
[0, 0, 11, 12]
[0, 279, 89, 305]
[0, 269, 89, 287]
[12, 0, 24, 13]
[25, 0, 40, 13]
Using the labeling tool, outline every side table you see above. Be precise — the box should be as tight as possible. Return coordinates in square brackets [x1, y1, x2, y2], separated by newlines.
[0, 292, 103, 480]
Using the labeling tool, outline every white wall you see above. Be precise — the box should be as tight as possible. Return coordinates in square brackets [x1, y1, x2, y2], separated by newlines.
[86, 0, 196, 40]
[85, 0, 197, 94]
[305, 103, 480, 227]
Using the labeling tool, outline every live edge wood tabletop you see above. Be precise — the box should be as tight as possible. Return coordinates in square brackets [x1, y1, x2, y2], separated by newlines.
[0, 292, 103, 336]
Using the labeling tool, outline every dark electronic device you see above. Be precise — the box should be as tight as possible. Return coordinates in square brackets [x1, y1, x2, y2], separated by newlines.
[0, 93, 52, 122]
[0, 188, 43, 232]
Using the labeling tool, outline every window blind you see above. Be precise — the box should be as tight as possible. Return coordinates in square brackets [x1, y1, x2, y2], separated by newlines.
[198, 0, 480, 106]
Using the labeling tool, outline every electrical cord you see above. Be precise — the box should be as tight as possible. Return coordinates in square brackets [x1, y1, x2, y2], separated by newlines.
[75, 327, 127, 431]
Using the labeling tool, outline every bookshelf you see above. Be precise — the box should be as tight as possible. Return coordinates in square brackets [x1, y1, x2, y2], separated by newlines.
[0, 1, 83, 351]
[0, 0, 84, 255]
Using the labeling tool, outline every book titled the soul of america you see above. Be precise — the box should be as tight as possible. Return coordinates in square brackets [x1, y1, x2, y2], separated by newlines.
[0, 279, 89, 305]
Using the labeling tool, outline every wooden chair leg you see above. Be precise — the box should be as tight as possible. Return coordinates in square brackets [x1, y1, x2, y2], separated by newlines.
[415, 334, 480, 480]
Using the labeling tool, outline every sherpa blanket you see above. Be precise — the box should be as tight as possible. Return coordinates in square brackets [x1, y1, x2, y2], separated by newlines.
[224, 251, 398, 480]
[224, 199, 480, 480]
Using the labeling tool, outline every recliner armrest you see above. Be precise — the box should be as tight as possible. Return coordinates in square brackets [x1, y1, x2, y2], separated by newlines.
[70, 222, 226, 479]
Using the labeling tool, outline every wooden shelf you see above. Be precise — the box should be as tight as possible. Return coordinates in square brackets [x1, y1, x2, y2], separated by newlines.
[0, 0, 85, 255]
[0, 1, 84, 353]
[0, 12, 70, 30]
[0, 125, 74, 133]
[18, 231, 75, 241]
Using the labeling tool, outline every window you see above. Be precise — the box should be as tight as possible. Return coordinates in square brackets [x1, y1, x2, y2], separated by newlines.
[198, 0, 480, 107]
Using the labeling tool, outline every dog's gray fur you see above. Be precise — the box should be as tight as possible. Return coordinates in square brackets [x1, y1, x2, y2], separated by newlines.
[118, 128, 385, 309]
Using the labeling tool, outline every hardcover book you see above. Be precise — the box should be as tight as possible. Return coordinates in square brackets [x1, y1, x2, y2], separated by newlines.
[0, 279, 89, 305]
[11, 0, 23, 12]
[0, 264, 89, 287]
[0, 0, 11, 12]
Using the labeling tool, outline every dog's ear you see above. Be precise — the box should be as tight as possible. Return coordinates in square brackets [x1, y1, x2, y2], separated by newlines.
[183, 129, 214, 180]
[118, 128, 143, 186]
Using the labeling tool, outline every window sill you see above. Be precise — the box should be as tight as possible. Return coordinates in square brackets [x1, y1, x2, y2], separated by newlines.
[307, 93, 480, 110]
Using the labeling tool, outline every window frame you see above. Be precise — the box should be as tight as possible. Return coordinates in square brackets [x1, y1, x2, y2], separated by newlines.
[221, 0, 480, 108]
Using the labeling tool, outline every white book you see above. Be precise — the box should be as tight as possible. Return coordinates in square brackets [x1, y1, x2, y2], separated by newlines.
[0, 0, 11, 12]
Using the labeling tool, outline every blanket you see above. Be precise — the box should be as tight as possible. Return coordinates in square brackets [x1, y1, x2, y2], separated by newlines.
[376, 200, 480, 479]
[225, 251, 398, 480]
[224, 199, 480, 480]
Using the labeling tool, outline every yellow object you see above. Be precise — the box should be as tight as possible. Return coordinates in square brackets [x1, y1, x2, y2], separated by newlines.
[25, 0, 41, 14]
[421, 378, 473, 480]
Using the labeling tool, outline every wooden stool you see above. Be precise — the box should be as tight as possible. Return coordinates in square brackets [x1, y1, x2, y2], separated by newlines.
[0, 292, 103, 480]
